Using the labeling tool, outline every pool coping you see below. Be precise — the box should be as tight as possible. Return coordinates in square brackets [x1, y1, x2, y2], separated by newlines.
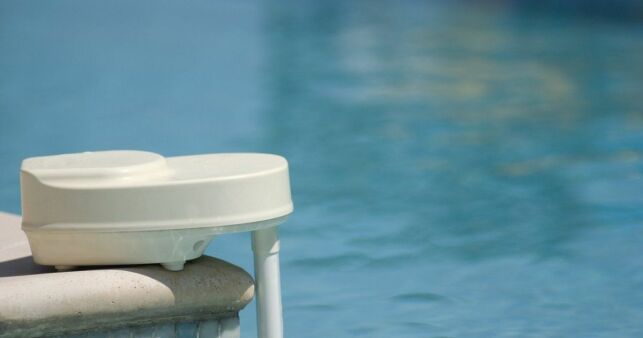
[0, 212, 254, 337]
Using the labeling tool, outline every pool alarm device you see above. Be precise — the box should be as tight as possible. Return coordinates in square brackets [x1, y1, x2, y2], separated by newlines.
[20, 150, 291, 338]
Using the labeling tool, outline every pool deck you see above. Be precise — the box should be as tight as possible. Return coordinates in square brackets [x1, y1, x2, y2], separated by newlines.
[0, 212, 254, 337]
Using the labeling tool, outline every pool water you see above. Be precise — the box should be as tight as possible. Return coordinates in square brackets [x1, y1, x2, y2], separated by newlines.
[1, 1, 643, 337]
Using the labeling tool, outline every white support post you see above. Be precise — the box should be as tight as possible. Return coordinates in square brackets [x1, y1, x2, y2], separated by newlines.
[251, 226, 284, 338]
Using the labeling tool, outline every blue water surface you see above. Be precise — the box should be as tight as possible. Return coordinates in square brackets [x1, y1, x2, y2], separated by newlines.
[1, 1, 643, 337]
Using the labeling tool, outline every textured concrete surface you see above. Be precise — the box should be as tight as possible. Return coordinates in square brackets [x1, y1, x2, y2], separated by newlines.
[0, 212, 254, 338]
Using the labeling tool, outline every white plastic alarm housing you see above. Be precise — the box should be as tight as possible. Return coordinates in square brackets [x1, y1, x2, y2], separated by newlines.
[20, 150, 293, 271]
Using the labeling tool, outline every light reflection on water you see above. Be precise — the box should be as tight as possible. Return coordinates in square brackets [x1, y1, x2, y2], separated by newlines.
[263, 2, 643, 337]
[1, 1, 643, 337]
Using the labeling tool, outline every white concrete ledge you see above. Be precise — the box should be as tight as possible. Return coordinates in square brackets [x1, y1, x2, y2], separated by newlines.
[0, 213, 254, 338]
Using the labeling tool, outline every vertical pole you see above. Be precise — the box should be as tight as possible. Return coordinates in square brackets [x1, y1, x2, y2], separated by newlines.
[252, 226, 283, 338]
